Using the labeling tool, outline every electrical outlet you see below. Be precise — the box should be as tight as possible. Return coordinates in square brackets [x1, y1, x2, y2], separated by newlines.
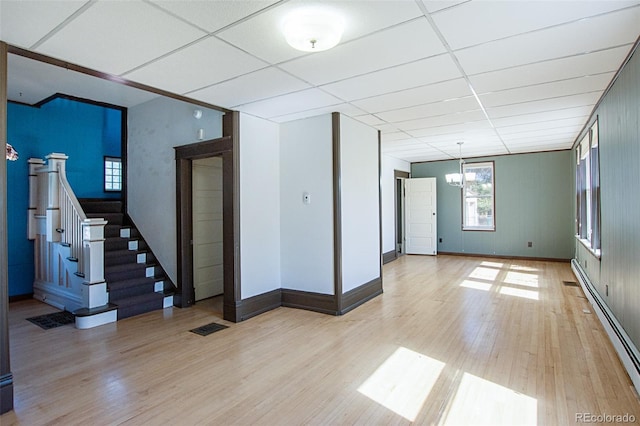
[439, 238, 443, 243]
[527, 241, 533, 248]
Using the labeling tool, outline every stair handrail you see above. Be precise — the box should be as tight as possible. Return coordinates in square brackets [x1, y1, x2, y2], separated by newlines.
[55, 155, 88, 275]
[29, 153, 109, 315]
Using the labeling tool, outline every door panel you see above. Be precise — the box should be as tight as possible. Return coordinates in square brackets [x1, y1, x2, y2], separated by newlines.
[193, 157, 224, 301]
[405, 177, 437, 255]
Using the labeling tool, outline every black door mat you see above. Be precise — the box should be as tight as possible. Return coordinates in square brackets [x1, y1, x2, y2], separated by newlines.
[190, 322, 228, 336]
[563, 280, 579, 287]
[27, 311, 75, 330]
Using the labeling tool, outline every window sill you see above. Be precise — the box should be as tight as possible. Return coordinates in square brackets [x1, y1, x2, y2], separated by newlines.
[576, 235, 601, 259]
[463, 227, 496, 232]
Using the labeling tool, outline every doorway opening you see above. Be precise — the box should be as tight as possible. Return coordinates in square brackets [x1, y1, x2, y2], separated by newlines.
[394, 170, 410, 257]
[174, 126, 240, 322]
[192, 156, 224, 317]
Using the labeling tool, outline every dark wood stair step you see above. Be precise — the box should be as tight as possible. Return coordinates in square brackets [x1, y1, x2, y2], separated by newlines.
[113, 292, 165, 320]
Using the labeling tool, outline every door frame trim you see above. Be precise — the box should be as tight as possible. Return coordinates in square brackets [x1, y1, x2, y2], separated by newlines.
[174, 112, 241, 322]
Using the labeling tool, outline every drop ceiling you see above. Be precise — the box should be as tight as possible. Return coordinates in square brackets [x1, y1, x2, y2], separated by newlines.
[2, 0, 639, 162]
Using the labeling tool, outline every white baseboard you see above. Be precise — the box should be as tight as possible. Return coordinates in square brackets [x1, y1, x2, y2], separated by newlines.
[572, 259, 640, 393]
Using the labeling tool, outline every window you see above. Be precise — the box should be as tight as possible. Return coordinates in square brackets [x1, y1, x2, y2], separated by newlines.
[576, 119, 600, 254]
[104, 156, 122, 192]
[463, 162, 495, 231]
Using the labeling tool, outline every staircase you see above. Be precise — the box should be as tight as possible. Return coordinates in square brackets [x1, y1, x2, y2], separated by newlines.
[80, 199, 174, 320]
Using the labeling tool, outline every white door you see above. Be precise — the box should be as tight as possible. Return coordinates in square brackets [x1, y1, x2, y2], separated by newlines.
[192, 157, 224, 301]
[404, 177, 437, 255]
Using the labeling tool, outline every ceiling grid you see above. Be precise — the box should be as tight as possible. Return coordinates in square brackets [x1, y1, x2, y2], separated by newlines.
[1, 0, 638, 162]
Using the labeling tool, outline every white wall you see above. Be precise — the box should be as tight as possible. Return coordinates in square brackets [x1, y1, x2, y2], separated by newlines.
[381, 155, 410, 254]
[340, 116, 380, 293]
[280, 114, 334, 294]
[239, 113, 281, 299]
[128, 97, 223, 283]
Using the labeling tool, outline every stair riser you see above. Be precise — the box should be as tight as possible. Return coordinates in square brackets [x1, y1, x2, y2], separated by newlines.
[105, 253, 146, 267]
[117, 299, 164, 320]
[110, 283, 157, 300]
[105, 266, 150, 282]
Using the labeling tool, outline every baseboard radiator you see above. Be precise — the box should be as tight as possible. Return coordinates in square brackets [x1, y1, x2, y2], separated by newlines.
[571, 259, 640, 393]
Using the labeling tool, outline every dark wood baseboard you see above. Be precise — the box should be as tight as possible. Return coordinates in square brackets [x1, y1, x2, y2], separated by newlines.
[382, 250, 397, 264]
[282, 289, 338, 315]
[340, 277, 383, 315]
[437, 251, 571, 263]
[0, 373, 13, 414]
[236, 289, 282, 321]
[9, 293, 33, 303]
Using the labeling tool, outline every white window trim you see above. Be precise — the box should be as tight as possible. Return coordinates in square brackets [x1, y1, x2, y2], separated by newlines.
[462, 161, 495, 231]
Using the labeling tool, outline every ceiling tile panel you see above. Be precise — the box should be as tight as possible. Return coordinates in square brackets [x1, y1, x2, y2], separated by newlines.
[270, 102, 367, 123]
[125, 37, 267, 95]
[322, 54, 461, 101]
[237, 88, 343, 118]
[454, 7, 640, 75]
[217, 0, 423, 64]
[422, 1, 469, 14]
[353, 115, 386, 126]
[396, 110, 487, 132]
[0, 0, 89, 48]
[508, 143, 570, 154]
[497, 116, 589, 136]
[279, 18, 446, 85]
[407, 121, 492, 139]
[480, 73, 615, 108]
[500, 126, 584, 143]
[35, 1, 206, 75]
[486, 92, 600, 119]
[377, 96, 479, 123]
[186, 67, 310, 109]
[381, 132, 412, 142]
[490, 107, 595, 128]
[502, 133, 577, 146]
[150, 0, 280, 33]
[352, 78, 473, 113]
[469, 46, 631, 94]
[432, 0, 638, 50]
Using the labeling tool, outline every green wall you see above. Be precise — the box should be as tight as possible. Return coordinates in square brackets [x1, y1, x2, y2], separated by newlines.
[411, 150, 574, 259]
[575, 46, 640, 348]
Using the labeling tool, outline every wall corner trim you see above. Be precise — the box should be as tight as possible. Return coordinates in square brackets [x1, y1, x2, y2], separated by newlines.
[340, 277, 383, 315]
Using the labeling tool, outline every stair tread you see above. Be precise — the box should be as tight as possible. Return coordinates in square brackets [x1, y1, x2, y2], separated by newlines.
[108, 276, 157, 289]
[105, 249, 146, 257]
[106, 262, 155, 272]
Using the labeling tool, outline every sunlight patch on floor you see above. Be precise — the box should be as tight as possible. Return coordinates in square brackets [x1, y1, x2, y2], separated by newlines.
[440, 372, 537, 425]
[499, 286, 539, 301]
[460, 280, 493, 291]
[358, 347, 445, 421]
[469, 266, 500, 281]
[509, 264, 539, 272]
[480, 261, 504, 268]
[504, 271, 539, 288]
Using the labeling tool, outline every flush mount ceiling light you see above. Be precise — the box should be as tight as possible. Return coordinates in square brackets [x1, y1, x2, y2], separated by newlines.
[282, 8, 345, 52]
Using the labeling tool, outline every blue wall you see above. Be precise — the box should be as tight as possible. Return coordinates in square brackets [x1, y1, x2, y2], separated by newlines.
[411, 150, 575, 259]
[7, 97, 122, 296]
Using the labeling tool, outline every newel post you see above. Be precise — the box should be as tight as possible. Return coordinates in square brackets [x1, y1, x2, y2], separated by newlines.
[81, 218, 108, 309]
[44, 153, 68, 243]
[27, 158, 45, 240]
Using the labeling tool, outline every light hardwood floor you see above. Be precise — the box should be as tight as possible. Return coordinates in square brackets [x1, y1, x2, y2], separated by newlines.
[2, 255, 639, 425]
